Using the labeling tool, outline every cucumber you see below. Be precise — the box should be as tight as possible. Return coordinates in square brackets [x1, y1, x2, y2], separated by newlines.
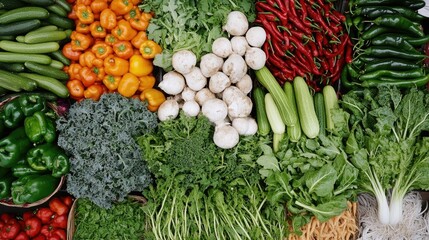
[0, 35, 14, 40]
[314, 93, 326, 136]
[0, 40, 59, 54]
[0, 69, 37, 92]
[0, 52, 52, 65]
[49, 50, 70, 66]
[47, 4, 68, 17]
[322, 85, 339, 131]
[54, 0, 71, 12]
[49, 60, 64, 69]
[20, 0, 55, 6]
[265, 93, 285, 152]
[293, 76, 319, 139]
[0, 19, 41, 36]
[284, 82, 301, 142]
[15, 36, 25, 42]
[0, 0, 26, 10]
[18, 73, 69, 98]
[252, 87, 271, 136]
[45, 12, 74, 29]
[0, 63, 25, 72]
[24, 61, 69, 80]
[27, 25, 58, 34]
[24, 30, 66, 44]
[0, 7, 49, 24]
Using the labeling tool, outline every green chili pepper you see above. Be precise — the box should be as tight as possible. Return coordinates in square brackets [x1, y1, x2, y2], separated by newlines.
[404, 35, 429, 46]
[352, 58, 365, 69]
[347, 64, 361, 80]
[18, 94, 46, 116]
[356, 6, 424, 21]
[406, 0, 425, 10]
[373, 15, 424, 37]
[361, 74, 429, 88]
[365, 58, 420, 72]
[371, 34, 418, 53]
[26, 143, 70, 177]
[362, 26, 392, 40]
[354, 0, 403, 7]
[11, 174, 59, 204]
[359, 56, 379, 62]
[360, 69, 424, 81]
[24, 111, 56, 144]
[364, 46, 426, 60]
[0, 174, 14, 200]
[0, 98, 25, 129]
[12, 163, 46, 178]
[341, 66, 354, 90]
[0, 127, 32, 168]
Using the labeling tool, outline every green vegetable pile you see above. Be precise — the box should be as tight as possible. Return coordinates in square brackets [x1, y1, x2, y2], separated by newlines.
[56, 93, 157, 208]
[139, 0, 256, 71]
[74, 198, 146, 240]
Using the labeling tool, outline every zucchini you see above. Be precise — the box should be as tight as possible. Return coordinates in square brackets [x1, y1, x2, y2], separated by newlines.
[255, 66, 298, 127]
[284, 82, 301, 142]
[15, 36, 25, 42]
[0, 52, 52, 65]
[293, 76, 319, 139]
[49, 50, 70, 66]
[47, 4, 68, 17]
[0, 40, 60, 54]
[20, 0, 55, 6]
[0, 63, 25, 72]
[49, 60, 64, 69]
[314, 93, 326, 135]
[265, 93, 285, 152]
[27, 25, 58, 34]
[24, 61, 69, 80]
[0, 69, 37, 92]
[253, 87, 271, 136]
[0, 7, 49, 24]
[24, 30, 67, 44]
[0, 0, 26, 10]
[45, 12, 74, 29]
[322, 85, 339, 131]
[0, 19, 41, 36]
[54, 0, 71, 12]
[18, 73, 69, 98]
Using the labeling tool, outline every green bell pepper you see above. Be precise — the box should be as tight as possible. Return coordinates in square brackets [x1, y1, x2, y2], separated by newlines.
[12, 163, 46, 178]
[18, 94, 46, 116]
[1, 98, 25, 129]
[24, 111, 56, 144]
[0, 127, 32, 168]
[11, 174, 59, 204]
[27, 143, 70, 177]
[0, 174, 14, 200]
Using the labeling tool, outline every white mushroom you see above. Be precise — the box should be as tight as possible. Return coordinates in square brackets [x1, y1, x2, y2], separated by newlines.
[181, 87, 196, 101]
[213, 123, 239, 149]
[183, 67, 207, 91]
[228, 96, 253, 118]
[235, 74, 252, 95]
[201, 98, 228, 123]
[230, 36, 249, 56]
[200, 53, 224, 78]
[222, 86, 246, 105]
[157, 100, 180, 121]
[172, 50, 197, 75]
[212, 37, 232, 58]
[182, 100, 200, 117]
[222, 53, 247, 83]
[245, 26, 266, 47]
[245, 47, 266, 70]
[209, 72, 231, 94]
[232, 117, 258, 136]
[223, 11, 249, 36]
[195, 88, 216, 106]
[158, 71, 185, 95]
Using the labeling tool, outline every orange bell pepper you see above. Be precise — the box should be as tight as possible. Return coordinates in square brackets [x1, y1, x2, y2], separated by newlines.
[129, 54, 153, 77]
[131, 31, 147, 49]
[105, 34, 118, 46]
[79, 51, 103, 68]
[100, 9, 117, 30]
[90, 21, 107, 38]
[139, 40, 162, 59]
[84, 84, 104, 101]
[102, 75, 121, 91]
[62, 43, 82, 61]
[110, 0, 134, 16]
[118, 73, 139, 97]
[130, 0, 140, 5]
[67, 80, 85, 100]
[91, 42, 112, 59]
[80, 67, 97, 87]
[92, 66, 105, 81]
[76, 21, 91, 34]
[90, 0, 108, 14]
[112, 20, 137, 41]
[124, 7, 140, 20]
[140, 88, 166, 112]
[138, 75, 156, 92]
[68, 63, 83, 80]
[129, 18, 149, 31]
[141, 12, 152, 22]
[71, 31, 93, 51]
[113, 41, 133, 59]
[76, 0, 91, 5]
[75, 4, 94, 24]
[104, 55, 129, 76]
[68, 9, 78, 20]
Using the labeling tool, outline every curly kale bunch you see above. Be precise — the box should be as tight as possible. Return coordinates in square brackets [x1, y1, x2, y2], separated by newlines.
[56, 93, 157, 208]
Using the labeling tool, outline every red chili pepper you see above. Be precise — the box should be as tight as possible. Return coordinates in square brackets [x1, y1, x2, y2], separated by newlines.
[345, 37, 353, 64]
[307, 7, 334, 36]
[274, 0, 287, 11]
[299, 0, 310, 26]
[324, 35, 348, 58]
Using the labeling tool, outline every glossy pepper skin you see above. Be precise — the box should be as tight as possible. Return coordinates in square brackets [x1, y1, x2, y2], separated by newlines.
[139, 40, 162, 59]
[0, 174, 14, 200]
[24, 111, 56, 144]
[26, 144, 70, 177]
[104, 55, 129, 76]
[0, 98, 25, 129]
[140, 88, 166, 112]
[11, 174, 60, 205]
[18, 95, 47, 117]
[12, 163, 46, 178]
[0, 127, 32, 168]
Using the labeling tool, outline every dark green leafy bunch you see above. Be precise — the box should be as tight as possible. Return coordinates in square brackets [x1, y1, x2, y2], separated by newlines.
[139, 0, 255, 71]
[56, 93, 157, 208]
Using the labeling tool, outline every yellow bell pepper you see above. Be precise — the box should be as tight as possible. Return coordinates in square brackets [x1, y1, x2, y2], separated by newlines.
[140, 88, 166, 112]
[118, 73, 139, 97]
[129, 54, 153, 77]
[138, 75, 156, 92]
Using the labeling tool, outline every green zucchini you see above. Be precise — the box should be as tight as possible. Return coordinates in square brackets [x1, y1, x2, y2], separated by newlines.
[0, 69, 37, 92]
[293, 76, 319, 139]
[253, 87, 271, 136]
[20, 0, 55, 6]
[0, 40, 60, 54]
[45, 12, 74, 29]
[0, 19, 41, 36]
[0, 63, 25, 72]
[283, 82, 301, 142]
[0, 7, 49, 24]
[24, 61, 69, 80]
[18, 73, 69, 98]
[323, 85, 339, 131]
[0, 52, 52, 65]
[314, 93, 326, 136]
[0, 0, 26, 10]
[265, 93, 285, 152]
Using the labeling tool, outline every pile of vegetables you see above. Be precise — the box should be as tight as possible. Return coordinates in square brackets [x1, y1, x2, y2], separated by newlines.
[0, 93, 70, 205]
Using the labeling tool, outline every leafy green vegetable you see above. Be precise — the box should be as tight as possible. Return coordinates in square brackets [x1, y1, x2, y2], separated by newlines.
[56, 94, 157, 208]
[74, 198, 146, 240]
[139, 0, 255, 71]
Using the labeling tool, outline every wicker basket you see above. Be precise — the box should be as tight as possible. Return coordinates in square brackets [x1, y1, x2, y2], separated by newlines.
[67, 195, 147, 240]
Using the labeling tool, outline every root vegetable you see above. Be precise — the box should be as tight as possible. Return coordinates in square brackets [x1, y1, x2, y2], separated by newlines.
[182, 100, 200, 117]
[157, 100, 180, 121]
[245, 47, 266, 70]
[183, 67, 207, 91]
[223, 11, 249, 36]
[181, 87, 196, 101]
[200, 53, 224, 78]
[172, 50, 197, 75]
[228, 96, 253, 118]
[159, 71, 185, 95]
[245, 27, 266, 47]
[195, 88, 216, 106]
[232, 117, 258, 136]
[212, 37, 232, 58]
[222, 86, 246, 105]
[201, 98, 228, 123]
[222, 53, 247, 83]
[213, 123, 239, 149]
[236, 74, 252, 95]
[209, 72, 231, 93]
[231, 36, 249, 56]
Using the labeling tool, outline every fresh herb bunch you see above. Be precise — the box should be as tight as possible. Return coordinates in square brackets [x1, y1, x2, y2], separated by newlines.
[56, 93, 157, 208]
[74, 198, 146, 240]
[139, 0, 256, 71]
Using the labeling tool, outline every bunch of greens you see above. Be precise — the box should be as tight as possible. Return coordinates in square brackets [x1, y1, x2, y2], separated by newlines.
[257, 115, 359, 235]
[137, 113, 285, 239]
[139, 0, 255, 71]
[340, 87, 429, 225]
[74, 198, 146, 240]
[56, 94, 157, 208]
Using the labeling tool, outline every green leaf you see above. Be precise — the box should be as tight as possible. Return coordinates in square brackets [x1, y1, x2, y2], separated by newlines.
[296, 197, 348, 222]
[305, 165, 337, 197]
